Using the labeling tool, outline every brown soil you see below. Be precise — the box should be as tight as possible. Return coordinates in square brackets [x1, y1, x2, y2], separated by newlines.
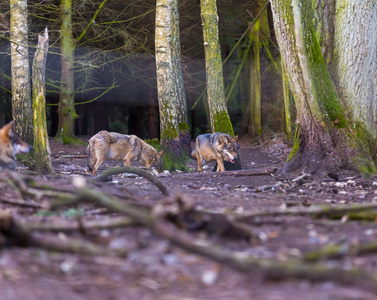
[1, 136, 377, 300]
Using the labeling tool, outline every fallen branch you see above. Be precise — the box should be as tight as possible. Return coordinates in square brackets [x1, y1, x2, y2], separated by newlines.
[64, 188, 377, 292]
[173, 167, 277, 178]
[93, 167, 169, 196]
[60, 155, 87, 158]
[0, 196, 45, 209]
[21, 216, 137, 232]
[235, 202, 377, 222]
[6, 171, 75, 201]
[304, 240, 377, 261]
[0, 210, 127, 257]
[29, 232, 127, 257]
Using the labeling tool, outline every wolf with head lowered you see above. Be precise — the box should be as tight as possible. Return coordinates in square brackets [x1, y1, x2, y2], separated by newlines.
[87, 131, 164, 176]
[0, 121, 32, 171]
[191, 132, 239, 172]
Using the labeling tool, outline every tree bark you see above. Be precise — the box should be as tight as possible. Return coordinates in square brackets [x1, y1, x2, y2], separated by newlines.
[200, 0, 234, 136]
[32, 28, 54, 174]
[270, 0, 376, 176]
[10, 0, 33, 144]
[56, 0, 77, 144]
[331, 1, 377, 140]
[155, 0, 189, 170]
[281, 62, 291, 141]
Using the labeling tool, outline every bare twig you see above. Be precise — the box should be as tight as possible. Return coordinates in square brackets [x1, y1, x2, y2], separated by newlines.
[93, 167, 169, 196]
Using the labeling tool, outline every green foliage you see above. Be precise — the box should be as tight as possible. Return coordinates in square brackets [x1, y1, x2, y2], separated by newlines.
[109, 121, 127, 133]
[37, 207, 85, 218]
[63, 207, 85, 218]
[54, 132, 83, 145]
[144, 138, 161, 151]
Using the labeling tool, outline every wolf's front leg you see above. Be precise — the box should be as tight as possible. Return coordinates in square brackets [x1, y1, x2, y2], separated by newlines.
[216, 159, 225, 172]
[123, 152, 134, 167]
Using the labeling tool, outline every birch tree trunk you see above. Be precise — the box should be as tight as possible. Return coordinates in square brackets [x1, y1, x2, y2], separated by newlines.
[270, 0, 376, 176]
[10, 0, 33, 144]
[56, 0, 77, 144]
[155, 0, 188, 171]
[200, 0, 234, 136]
[331, 1, 377, 140]
[32, 28, 54, 174]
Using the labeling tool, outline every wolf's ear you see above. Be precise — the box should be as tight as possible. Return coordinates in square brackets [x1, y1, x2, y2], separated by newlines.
[234, 135, 238, 142]
[223, 135, 231, 144]
[0, 121, 14, 140]
[158, 151, 164, 157]
[217, 135, 225, 145]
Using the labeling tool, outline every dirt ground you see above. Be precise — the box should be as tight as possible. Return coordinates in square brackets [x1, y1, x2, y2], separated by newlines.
[1, 135, 377, 300]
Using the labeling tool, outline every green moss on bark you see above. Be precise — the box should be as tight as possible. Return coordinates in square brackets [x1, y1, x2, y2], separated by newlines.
[286, 125, 300, 162]
[213, 110, 235, 137]
[178, 122, 189, 132]
[161, 121, 179, 141]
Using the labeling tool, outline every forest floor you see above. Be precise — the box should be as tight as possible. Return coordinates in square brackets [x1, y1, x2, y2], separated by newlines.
[0, 135, 377, 300]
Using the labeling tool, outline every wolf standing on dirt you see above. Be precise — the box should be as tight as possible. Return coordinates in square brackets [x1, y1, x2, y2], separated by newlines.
[0, 121, 32, 171]
[87, 131, 164, 176]
[191, 133, 239, 172]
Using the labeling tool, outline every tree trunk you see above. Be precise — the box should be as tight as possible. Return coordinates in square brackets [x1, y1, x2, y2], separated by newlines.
[155, 0, 188, 171]
[251, 18, 261, 136]
[170, 1, 191, 155]
[56, 0, 77, 144]
[281, 61, 291, 141]
[32, 28, 54, 174]
[200, 0, 234, 136]
[331, 1, 377, 140]
[270, 0, 376, 176]
[10, 0, 33, 144]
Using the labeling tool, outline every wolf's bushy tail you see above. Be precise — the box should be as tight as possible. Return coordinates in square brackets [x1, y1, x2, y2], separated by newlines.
[191, 149, 197, 160]
[87, 139, 96, 173]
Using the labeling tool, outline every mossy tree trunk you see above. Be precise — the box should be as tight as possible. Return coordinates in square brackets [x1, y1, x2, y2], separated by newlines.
[10, 0, 33, 144]
[155, 0, 189, 171]
[56, 0, 77, 144]
[281, 61, 291, 141]
[251, 17, 261, 136]
[32, 28, 54, 174]
[270, 0, 376, 176]
[247, 0, 269, 137]
[200, 0, 234, 136]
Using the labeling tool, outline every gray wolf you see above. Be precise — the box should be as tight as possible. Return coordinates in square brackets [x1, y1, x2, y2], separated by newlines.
[0, 121, 32, 171]
[87, 131, 164, 176]
[191, 133, 239, 172]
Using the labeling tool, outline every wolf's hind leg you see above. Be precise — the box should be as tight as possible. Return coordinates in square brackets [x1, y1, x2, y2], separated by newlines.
[197, 155, 204, 172]
[92, 156, 105, 176]
[123, 152, 134, 167]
